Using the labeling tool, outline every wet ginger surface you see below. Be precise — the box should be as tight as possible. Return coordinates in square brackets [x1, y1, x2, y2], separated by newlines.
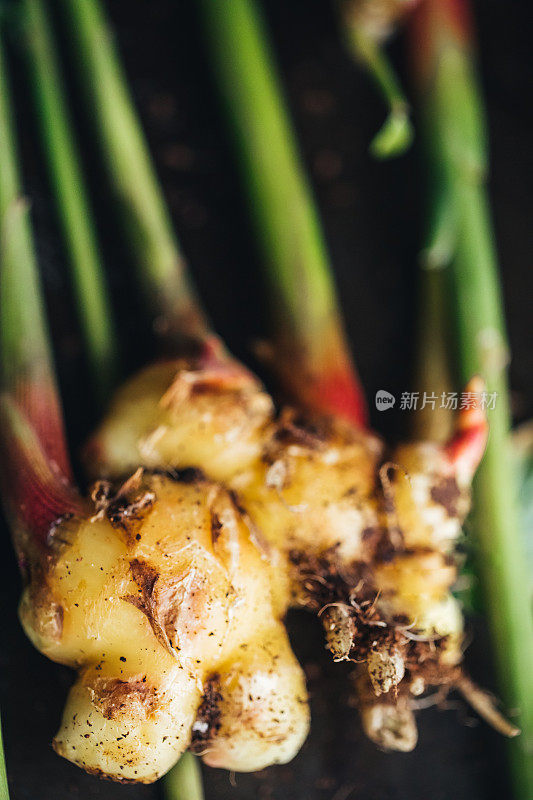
[21, 471, 308, 781]
[22, 357, 481, 781]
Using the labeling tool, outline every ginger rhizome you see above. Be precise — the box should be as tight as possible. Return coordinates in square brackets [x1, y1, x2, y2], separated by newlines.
[21, 469, 308, 781]
[12, 346, 496, 781]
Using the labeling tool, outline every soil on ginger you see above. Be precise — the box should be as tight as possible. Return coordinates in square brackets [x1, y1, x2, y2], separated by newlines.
[1, 0, 532, 798]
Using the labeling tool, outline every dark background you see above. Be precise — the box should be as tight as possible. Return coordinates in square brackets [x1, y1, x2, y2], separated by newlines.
[1, 1, 532, 798]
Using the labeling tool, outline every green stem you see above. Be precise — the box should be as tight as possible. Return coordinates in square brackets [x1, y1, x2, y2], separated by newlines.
[412, 187, 456, 441]
[0, 23, 83, 562]
[198, 0, 368, 425]
[0, 31, 80, 800]
[0, 35, 50, 388]
[57, 0, 211, 353]
[343, 17, 413, 159]
[0, 29, 70, 479]
[20, 0, 117, 399]
[410, 2, 533, 795]
[163, 752, 204, 800]
[0, 716, 8, 800]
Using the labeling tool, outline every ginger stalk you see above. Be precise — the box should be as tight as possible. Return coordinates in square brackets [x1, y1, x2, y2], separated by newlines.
[410, 1, 533, 794]
[0, 717, 8, 800]
[338, 0, 416, 158]
[197, 0, 368, 426]
[0, 23, 308, 782]
[5, 0, 519, 786]
[195, 0, 511, 753]
[19, 0, 117, 399]
[163, 751, 203, 800]
[0, 28, 81, 562]
[64, 0, 510, 763]
[57, 0, 212, 355]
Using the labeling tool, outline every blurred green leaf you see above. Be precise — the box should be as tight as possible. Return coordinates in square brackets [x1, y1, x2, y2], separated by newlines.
[0, 716, 9, 800]
[163, 753, 204, 800]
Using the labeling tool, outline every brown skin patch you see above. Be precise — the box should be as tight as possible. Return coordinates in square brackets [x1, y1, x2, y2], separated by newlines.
[288, 548, 371, 610]
[190, 674, 222, 751]
[89, 470, 156, 543]
[123, 560, 175, 655]
[361, 526, 397, 563]
[90, 480, 113, 513]
[126, 559, 215, 656]
[272, 409, 330, 451]
[210, 512, 223, 546]
[129, 559, 159, 598]
[90, 676, 158, 721]
[151, 466, 206, 484]
[106, 491, 155, 541]
[430, 476, 462, 518]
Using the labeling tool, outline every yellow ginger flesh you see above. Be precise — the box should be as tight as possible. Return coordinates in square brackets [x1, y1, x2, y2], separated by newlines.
[21, 472, 308, 782]
[21, 358, 480, 781]
[87, 360, 470, 643]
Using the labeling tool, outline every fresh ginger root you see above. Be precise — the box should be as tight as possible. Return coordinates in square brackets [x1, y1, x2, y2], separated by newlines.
[20, 470, 308, 782]
[20, 350, 500, 782]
